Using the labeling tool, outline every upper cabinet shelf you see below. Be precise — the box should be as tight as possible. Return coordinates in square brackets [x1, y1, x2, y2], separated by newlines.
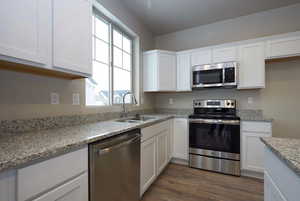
[144, 31, 300, 92]
[0, 0, 92, 79]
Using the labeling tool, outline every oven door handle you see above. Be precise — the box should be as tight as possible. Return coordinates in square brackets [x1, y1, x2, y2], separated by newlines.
[189, 119, 240, 125]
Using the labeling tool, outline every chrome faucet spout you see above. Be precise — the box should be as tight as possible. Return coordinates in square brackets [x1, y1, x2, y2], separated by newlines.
[121, 92, 138, 118]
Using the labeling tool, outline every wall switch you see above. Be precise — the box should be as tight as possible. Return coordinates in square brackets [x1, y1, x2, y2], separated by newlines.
[169, 98, 174, 105]
[51, 93, 59, 104]
[72, 93, 80, 105]
[248, 97, 253, 104]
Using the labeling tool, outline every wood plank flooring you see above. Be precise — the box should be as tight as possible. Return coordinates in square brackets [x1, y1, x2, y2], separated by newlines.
[141, 164, 264, 201]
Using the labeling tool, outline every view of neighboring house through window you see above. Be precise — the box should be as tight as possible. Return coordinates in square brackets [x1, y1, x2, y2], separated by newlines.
[86, 10, 133, 106]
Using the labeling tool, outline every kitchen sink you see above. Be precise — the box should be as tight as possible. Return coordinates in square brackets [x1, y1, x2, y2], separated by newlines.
[115, 116, 157, 123]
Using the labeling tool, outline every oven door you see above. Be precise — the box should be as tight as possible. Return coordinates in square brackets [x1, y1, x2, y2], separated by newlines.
[192, 66, 223, 88]
[189, 119, 240, 156]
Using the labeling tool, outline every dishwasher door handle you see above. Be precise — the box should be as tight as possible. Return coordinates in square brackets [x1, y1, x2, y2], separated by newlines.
[97, 134, 140, 156]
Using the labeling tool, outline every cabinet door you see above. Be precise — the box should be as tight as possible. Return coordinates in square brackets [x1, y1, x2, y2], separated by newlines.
[156, 130, 168, 175]
[264, 171, 287, 201]
[191, 49, 212, 66]
[173, 118, 188, 160]
[177, 54, 192, 91]
[242, 132, 270, 172]
[167, 120, 174, 161]
[0, 171, 16, 201]
[158, 53, 176, 91]
[143, 53, 158, 92]
[52, 0, 92, 75]
[267, 36, 300, 59]
[238, 42, 265, 89]
[0, 0, 50, 65]
[140, 137, 156, 195]
[213, 46, 237, 63]
[33, 173, 88, 201]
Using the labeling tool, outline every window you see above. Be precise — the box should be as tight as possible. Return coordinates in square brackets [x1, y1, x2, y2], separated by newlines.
[86, 10, 133, 106]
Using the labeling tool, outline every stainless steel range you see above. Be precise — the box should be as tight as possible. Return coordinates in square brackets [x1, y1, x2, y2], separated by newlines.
[189, 99, 241, 176]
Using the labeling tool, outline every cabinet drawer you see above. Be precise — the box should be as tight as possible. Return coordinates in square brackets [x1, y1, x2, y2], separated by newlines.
[141, 120, 169, 142]
[17, 147, 88, 201]
[241, 121, 272, 133]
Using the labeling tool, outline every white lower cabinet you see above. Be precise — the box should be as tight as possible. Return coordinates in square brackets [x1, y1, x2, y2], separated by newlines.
[0, 170, 16, 201]
[173, 118, 189, 161]
[264, 171, 287, 201]
[140, 137, 157, 195]
[32, 172, 88, 201]
[140, 120, 172, 196]
[241, 121, 272, 175]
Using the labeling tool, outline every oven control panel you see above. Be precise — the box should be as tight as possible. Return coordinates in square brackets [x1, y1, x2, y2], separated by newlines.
[193, 99, 236, 108]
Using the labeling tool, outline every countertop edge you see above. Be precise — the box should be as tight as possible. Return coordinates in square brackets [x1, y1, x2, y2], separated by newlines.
[260, 137, 300, 177]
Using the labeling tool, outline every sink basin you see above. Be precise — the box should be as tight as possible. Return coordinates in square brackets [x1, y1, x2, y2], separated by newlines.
[115, 116, 156, 123]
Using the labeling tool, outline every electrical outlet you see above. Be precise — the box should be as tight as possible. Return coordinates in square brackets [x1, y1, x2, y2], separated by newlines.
[72, 93, 80, 105]
[169, 98, 174, 105]
[51, 93, 59, 104]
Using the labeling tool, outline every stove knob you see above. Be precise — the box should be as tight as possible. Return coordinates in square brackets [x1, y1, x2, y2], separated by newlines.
[231, 102, 235, 106]
[227, 102, 230, 106]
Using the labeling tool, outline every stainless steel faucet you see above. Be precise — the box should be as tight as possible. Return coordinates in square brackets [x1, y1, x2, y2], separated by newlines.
[121, 92, 138, 118]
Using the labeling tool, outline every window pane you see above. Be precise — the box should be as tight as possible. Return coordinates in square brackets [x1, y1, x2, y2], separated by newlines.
[113, 29, 122, 49]
[113, 47, 122, 67]
[95, 39, 109, 64]
[123, 52, 131, 71]
[123, 36, 131, 53]
[113, 68, 131, 104]
[86, 61, 110, 106]
[95, 17, 109, 42]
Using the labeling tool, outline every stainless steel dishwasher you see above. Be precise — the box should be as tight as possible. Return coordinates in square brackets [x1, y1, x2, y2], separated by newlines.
[89, 129, 141, 201]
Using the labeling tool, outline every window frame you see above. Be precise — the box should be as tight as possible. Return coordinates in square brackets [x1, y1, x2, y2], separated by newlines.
[91, 9, 134, 106]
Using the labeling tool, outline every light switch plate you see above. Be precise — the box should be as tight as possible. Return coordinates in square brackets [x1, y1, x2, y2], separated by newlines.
[72, 93, 80, 105]
[51, 93, 59, 104]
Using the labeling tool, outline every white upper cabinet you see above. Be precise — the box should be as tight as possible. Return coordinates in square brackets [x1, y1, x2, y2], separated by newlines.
[0, 0, 51, 66]
[176, 53, 192, 91]
[212, 46, 238, 63]
[191, 48, 212, 66]
[143, 50, 176, 92]
[238, 42, 265, 89]
[266, 35, 300, 59]
[52, 0, 92, 75]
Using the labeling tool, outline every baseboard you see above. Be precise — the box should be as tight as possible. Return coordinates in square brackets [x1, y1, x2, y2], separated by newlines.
[171, 157, 189, 166]
[241, 169, 264, 180]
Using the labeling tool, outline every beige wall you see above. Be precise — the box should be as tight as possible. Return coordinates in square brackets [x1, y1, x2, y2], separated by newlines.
[153, 3, 300, 139]
[0, 0, 155, 120]
[155, 3, 300, 51]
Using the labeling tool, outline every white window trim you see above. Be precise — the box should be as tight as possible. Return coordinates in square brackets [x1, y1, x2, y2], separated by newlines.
[86, 0, 141, 107]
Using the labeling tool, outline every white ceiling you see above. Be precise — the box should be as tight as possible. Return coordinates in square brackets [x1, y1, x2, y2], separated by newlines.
[122, 0, 300, 35]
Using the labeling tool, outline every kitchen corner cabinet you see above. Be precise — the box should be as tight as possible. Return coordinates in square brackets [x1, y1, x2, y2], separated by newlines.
[140, 120, 172, 196]
[53, 0, 92, 75]
[238, 42, 265, 89]
[0, 0, 51, 66]
[143, 50, 176, 92]
[264, 147, 299, 201]
[0, 0, 92, 77]
[241, 121, 272, 174]
[176, 53, 192, 91]
[0, 170, 16, 201]
[266, 35, 300, 59]
[173, 118, 189, 161]
[0, 147, 88, 201]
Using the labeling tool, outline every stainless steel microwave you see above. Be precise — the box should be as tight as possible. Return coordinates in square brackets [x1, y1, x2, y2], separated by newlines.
[192, 62, 238, 89]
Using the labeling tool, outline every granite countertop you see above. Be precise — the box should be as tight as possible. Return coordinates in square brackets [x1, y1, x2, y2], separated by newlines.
[0, 114, 173, 173]
[240, 116, 273, 122]
[261, 137, 300, 177]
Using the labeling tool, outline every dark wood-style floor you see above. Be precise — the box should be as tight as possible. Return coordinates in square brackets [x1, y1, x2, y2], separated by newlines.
[142, 164, 264, 201]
